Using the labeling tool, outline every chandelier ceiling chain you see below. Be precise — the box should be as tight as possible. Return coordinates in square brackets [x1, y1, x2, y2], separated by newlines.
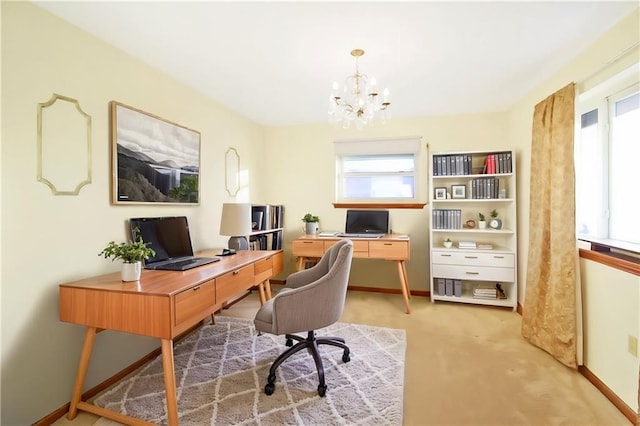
[328, 49, 392, 129]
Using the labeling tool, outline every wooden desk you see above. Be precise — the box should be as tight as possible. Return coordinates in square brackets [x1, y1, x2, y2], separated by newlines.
[59, 249, 283, 426]
[292, 234, 411, 314]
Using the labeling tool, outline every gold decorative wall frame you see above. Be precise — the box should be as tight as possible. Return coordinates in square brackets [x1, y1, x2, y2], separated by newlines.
[37, 94, 92, 195]
[225, 147, 240, 196]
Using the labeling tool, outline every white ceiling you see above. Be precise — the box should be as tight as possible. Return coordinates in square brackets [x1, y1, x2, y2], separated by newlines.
[33, 1, 637, 126]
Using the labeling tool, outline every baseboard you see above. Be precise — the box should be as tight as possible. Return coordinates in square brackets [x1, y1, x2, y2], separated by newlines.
[346, 285, 429, 297]
[579, 365, 636, 424]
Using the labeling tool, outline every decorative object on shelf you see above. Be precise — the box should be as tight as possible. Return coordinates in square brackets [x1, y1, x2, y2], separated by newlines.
[302, 213, 320, 235]
[110, 101, 201, 205]
[489, 209, 503, 230]
[464, 219, 476, 229]
[443, 237, 453, 248]
[220, 203, 252, 250]
[37, 93, 92, 195]
[477, 212, 487, 229]
[434, 187, 447, 200]
[328, 49, 391, 130]
[98, 229, 156, 282]
[451, 184, 466, 199]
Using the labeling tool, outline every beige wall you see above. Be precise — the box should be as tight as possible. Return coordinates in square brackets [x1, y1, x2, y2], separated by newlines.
[263, 115, 509, 290]
[1, 3, 266, 423]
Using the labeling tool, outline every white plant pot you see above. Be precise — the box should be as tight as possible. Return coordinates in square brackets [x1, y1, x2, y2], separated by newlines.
[121, 261, 142, 282]
[443, 241, 453, 248]
[305, 222, 319, 235]
[478, 220, 487, 229]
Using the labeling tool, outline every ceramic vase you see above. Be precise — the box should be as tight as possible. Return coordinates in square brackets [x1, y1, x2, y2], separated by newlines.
[121, 261, 142, 282]
[305, 222, 319, 235]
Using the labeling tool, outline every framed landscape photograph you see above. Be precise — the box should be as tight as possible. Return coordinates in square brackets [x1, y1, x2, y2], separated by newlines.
[452, 184, 466, 199]
[110, 101, 201, 204]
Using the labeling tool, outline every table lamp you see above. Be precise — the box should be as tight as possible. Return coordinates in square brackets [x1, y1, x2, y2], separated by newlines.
[219, 203, 252, 250]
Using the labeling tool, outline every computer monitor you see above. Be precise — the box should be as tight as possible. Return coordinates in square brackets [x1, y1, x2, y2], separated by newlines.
[129, 216, 194, 265]
[345, 210, 389, 234]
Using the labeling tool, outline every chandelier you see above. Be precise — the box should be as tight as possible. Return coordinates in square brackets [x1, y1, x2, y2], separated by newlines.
[328, 49, 391, 129]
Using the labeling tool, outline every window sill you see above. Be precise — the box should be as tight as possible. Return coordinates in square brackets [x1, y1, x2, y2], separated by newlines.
[578, 240, 640, 277]
[333, 202, 426, 209]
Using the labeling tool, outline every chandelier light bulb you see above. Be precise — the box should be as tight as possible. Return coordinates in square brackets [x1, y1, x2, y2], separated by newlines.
[328, 49, 392, 128]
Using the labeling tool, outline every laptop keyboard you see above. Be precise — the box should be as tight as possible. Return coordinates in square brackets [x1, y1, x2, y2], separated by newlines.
[338, 233, 384, 238]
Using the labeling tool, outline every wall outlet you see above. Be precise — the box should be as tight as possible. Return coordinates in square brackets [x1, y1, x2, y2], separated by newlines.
[629, 335, 638, 357]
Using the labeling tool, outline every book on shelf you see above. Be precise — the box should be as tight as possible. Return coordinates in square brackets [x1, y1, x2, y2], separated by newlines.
[457, 241, 476, 248]
[477, 244, 493, 250]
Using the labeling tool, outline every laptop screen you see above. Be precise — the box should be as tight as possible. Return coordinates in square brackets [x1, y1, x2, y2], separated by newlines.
[345, 210, 389, 234]
[129, 216, 194, 265]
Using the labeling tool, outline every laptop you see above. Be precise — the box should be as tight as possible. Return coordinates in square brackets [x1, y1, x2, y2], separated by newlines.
[337, 210, 388, 238]
[129, 216, 220, 271]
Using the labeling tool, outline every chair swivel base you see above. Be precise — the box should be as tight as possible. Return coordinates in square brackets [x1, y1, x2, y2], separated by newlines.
[264, 330, 350, 397]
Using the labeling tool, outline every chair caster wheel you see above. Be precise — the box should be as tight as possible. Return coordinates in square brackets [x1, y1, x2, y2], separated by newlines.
[265, 383, 275, 395]
[286, 338, 293, 347]
[342, 351, 350, 363]
[317, 384, 327, 397]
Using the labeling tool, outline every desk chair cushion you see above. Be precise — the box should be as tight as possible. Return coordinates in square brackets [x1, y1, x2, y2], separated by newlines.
[254, 239, 353, 336]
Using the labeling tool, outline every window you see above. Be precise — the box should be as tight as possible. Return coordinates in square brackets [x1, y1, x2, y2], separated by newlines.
[575, 65, 639, 253]
[334, 137, 422, 203]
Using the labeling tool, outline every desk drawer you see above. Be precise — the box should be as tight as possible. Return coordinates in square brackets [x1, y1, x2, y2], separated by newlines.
[272, 252, 283, 275]
[254, 257, 272, 284]
[369, 241, 409, 260]
[174, 281, 215, 327]
[432, 250, 514, 268]
[324, 240, 368, 253]
[292, 240, 324, 257]
[217, 265, 255, 302]
[432, 264, 514, 282]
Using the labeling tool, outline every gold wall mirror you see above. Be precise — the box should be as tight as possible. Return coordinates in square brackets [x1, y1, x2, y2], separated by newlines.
[37, 94, 92, 195]
[225, 147, 240, 196]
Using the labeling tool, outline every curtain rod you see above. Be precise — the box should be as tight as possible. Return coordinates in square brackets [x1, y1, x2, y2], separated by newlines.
[576, 40, 640, 84]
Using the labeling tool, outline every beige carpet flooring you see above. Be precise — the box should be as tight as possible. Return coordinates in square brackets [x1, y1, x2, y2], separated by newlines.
[55, 289, 630, 425]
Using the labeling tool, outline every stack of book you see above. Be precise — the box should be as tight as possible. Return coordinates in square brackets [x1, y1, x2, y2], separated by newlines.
[473, 285, 497, 299]
[457, 241, 476, 249]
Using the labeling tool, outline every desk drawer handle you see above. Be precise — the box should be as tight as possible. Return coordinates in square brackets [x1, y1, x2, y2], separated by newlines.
[384, 243, 393, 246]
[465, 272, 480, 275]
[233, 270, 240, 275]
[303, 242, 314, 244]
[192, 286, 201, 291]
[464, 256, 478, 259]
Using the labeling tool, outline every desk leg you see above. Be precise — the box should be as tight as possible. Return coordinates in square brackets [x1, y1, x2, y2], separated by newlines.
[67, 326, 97, 420]
[296, 256, 305, 271]
[257, 282, 266, 305]
[264, 279, 272, 300]
[161, 339, 179, 426]
[401, 260, 411, 298]
[396, 261, 411, 314]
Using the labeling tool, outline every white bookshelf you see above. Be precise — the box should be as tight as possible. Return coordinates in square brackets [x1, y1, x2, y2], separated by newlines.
[429, 150, 518, 310]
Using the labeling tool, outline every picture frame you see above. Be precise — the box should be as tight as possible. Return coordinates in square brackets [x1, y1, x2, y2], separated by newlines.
[434, 187, 447, 200]
[451, 184, 466, 199]
[110, 101, 201, 204]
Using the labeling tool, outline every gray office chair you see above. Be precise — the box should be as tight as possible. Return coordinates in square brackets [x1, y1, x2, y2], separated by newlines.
[254, 239, 354, 397]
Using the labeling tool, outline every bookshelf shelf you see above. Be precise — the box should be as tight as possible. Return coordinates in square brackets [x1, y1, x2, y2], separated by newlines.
[429, 150, 518, 311]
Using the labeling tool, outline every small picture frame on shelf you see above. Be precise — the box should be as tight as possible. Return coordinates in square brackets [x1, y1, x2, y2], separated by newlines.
[434, 187, 447, 200]
[451, 184, 466, 199]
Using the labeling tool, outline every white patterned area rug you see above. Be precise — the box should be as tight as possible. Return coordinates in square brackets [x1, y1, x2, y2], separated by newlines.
[93, 316, 406, 425]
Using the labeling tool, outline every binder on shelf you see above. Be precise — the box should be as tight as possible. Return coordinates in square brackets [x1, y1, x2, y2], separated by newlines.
[445, 279, 454, 296]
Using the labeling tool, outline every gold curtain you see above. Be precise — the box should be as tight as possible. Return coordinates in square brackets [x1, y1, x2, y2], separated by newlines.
[522, 83, 578, 369]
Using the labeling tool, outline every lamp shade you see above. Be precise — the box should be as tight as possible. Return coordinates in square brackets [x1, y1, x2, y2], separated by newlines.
[219, 203, 252, 237]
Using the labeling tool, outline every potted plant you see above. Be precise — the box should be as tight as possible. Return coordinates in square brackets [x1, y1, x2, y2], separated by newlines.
[489, 209, 502, 230]
[477, 212, 487, 229]
[301, 213, 320, 235]
[98, 230, 155, 282]
[443, 237, 453, 249]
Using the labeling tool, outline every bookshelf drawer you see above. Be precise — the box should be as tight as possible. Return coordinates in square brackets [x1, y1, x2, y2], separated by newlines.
[174, 281, 215, 327]
[432, 251, 514, 268]
[432, 264, 514, 282]
[292, 240, 324, 257]
[216, 265, 254, 302]
[369, 241, 409, 260]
